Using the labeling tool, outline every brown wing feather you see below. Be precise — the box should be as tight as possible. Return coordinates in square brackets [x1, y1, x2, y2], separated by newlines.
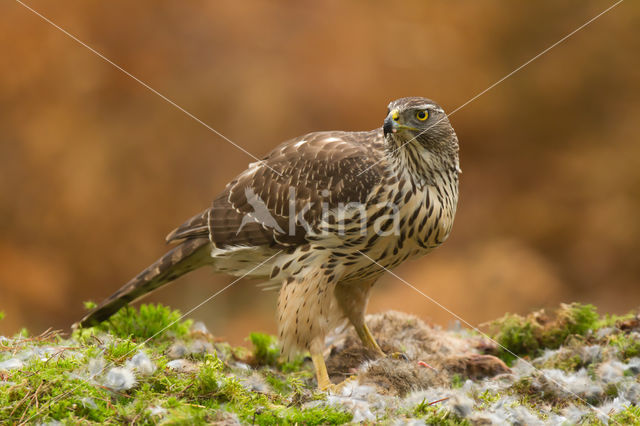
[168, 129, 387, 249]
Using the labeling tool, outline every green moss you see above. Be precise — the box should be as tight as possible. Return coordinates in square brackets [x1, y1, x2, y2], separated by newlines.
[193, 355, 224, 395]
[476, 390, 500, 409]
[247, 405, 353, 425]
[5, 302, 639, 424]
[264, 371, 290, 394]
[413, 399, 470, 425]
[538, 351, 584, 372]
[604, 383, 619, 398]
[489, 303, 600, 365]
[489, 313, 540, 365]
[581, 404, 640, 425]
[609, 333, 640, 360]
[1, 356, 112, 423]
[249, 332, 280, 366]
[540, 303, 599, 348]
[451, 373, 464, 389]
[92, 304, 193, 340]
[508, 374, 586, 410]
[105, 337, 139, 361]
[83, 300, 98, 311]
[510, 377, 553, 407]
[280, 357, 305, 373]
[248, 333, 309, 373]
[611, 405, 640, 424]
[595, 312, 636, 329]
[0, 303, 357, 425]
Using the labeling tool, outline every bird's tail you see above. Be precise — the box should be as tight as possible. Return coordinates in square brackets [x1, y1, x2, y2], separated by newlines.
[77, 238, 211, 328]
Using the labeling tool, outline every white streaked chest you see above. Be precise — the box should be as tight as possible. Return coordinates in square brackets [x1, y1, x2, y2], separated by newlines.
[336, 171, 458, 281]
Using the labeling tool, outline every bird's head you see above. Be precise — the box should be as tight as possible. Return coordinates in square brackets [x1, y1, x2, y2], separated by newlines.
[383, 97, 459, 167]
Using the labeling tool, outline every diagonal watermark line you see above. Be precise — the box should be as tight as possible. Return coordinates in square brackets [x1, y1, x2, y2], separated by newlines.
[135, 253, 281, 348]
[357, 0, 624, 178]
[444, 0, 624, 121]
[14, 0, 283, 177]
[357, 250, 618, 423]
[20, 250, 282, 425]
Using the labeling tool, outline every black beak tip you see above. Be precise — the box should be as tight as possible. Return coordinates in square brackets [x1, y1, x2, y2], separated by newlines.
[383, 119, 394, 135]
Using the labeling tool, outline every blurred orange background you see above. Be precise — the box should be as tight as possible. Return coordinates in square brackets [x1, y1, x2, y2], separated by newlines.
[1, 1, 639, 345]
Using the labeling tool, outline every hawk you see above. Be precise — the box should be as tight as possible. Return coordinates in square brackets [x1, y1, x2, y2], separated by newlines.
[78, 97, 460, 390]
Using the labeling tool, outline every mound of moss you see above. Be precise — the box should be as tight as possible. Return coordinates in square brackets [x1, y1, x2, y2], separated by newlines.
[0, 304, 350, 425]
[1, 302, 640, 424]
[487, 303, 633, 365]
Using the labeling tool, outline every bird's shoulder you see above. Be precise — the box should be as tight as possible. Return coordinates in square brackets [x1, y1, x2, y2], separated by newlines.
[244, 129, 386, 195]
[167, 129, 388, 248]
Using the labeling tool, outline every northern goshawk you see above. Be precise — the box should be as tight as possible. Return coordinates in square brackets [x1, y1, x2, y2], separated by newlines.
[79, 97, 460, 390]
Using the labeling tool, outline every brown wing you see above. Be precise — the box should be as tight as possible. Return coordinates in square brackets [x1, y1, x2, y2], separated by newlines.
[168, 129, 387, 249]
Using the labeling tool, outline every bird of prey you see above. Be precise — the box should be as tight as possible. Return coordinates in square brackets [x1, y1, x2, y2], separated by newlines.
[78, 97, 460, 390]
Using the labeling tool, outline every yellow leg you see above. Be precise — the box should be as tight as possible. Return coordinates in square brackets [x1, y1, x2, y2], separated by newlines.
[354, 322, 385, 357]
[312, 353, 331, 390]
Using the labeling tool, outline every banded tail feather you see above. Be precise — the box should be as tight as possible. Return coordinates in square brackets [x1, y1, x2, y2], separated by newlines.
[77, 238, 211, 328]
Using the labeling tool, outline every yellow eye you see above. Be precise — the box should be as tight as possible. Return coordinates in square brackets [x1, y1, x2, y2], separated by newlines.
[416, 110, 428, 121]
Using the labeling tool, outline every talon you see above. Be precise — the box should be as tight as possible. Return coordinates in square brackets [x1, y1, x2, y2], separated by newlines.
[355, 323, 386, 358]
[389, 352, 410, 361]
[322, 375, 358, 395]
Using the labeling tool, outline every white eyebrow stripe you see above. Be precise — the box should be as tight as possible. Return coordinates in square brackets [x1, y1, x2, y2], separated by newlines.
[420, 104, 444, 113]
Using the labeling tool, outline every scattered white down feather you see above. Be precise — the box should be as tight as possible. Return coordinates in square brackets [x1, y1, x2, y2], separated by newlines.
[0, 358, 24, 370]
[542, 368, 603, 399]
[0, 345, 81, 370]
[620, 380, 640, 403]
[3, 312, 639, 423]
[598, 359, 628, 384]
[38, 420, 62, 426]
[596, 396, 634, 424]
[238, 371, 270, 393]
[189, 339, 215, 356]
[396, 350, 640, 425]
[191, 321, 210, 335]
[87, 357, 105, 379]
[166, 341, 189, 359]
[80, 397, 98, 409]
[582, 344, 603, 361]
[166, 359, 198, 373]
[167, 339, 219, 359]
[305, 382, 387, 423]
[126, 351, 156, 376]
[147, 405, 167, 416]
[103, 367, 136, 391]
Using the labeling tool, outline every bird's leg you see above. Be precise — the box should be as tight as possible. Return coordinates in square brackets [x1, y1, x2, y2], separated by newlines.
[354, 321, 385, 357]
[335, 281, 386, 357]
[276, 270, 337, 391]
[311, 353, 332, 390]
[354, 321, 409, 360]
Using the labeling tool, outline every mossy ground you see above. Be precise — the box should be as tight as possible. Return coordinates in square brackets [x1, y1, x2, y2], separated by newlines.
[1, 305, 350, 425]
[487, 303, 604, 366]
[1, 303, 639, 424]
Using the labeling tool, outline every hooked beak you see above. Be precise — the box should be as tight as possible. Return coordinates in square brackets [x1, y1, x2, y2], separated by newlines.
[383, 110, 399, 135]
